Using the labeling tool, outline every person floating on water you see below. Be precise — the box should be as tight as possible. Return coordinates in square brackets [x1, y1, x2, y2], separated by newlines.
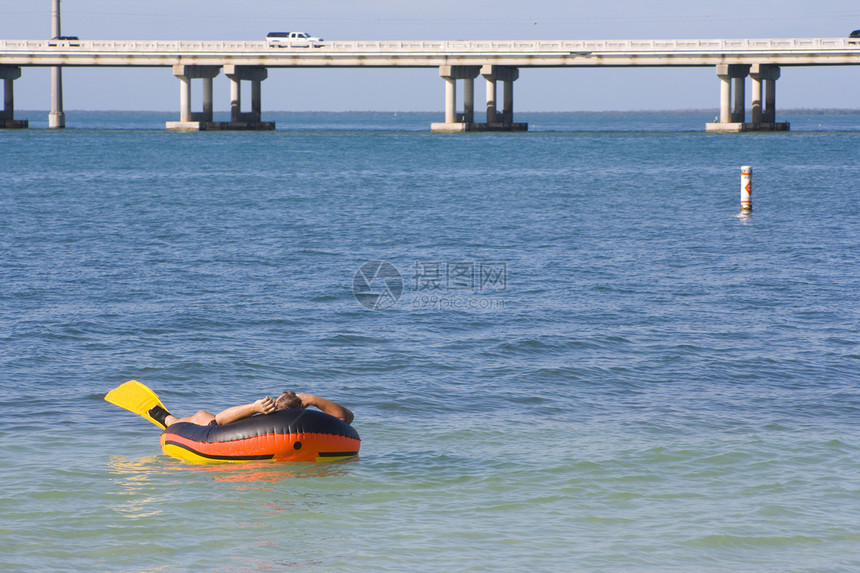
[149, 391, 354, 428]
[105, 381, 353, 429]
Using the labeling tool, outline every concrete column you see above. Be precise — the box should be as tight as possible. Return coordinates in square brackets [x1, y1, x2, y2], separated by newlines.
[719, 74, 731, 123]
[503, 80, 514, 124]
[764, 78, 777, 124]
[762, 70, 780, 123]
[732, 75, 746, 123]
[179, 75, 192, 122]
[485, 76, 497, 123]
[444, 76, 456, 123]
[251, 80, 262, 122]
[202, 76, 214, 121]
[0, 66, 26, 127]
[463, 77, 475, 123]
[751, 74, 763, 124]
[3, 78, 11, 119]
[229, 75, 241, 122]
[49, 67, 65, 128]
[49, 0, 65, 129]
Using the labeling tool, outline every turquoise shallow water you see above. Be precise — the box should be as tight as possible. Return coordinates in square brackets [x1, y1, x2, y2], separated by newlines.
[2, 112, 860, 572]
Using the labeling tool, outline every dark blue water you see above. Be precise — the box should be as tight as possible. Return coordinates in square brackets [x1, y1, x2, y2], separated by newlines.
[2, 112, 860, 572]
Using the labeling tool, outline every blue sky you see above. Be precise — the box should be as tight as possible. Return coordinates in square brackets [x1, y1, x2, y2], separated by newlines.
[2, 0, 859, 112]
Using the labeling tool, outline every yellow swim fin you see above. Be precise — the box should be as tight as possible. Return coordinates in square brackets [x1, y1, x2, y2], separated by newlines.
[105, 380, 170, 429]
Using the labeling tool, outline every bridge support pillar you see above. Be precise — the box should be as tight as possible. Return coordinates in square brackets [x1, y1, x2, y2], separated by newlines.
[485, 73, 497, 123]
[464, 74, 475, 123]
[49, 0, 65, 129]
[431, 65, 527, 132]
[431, 65, 481, 132]
[430, 66, 528, 132]
[503, 75, 515, 124]
[223, 65, 275, 130]
[732, 71, 746, 123]
[166, 65, 222, 131]
[49, 66, 65, 129]
[481, 65, 527, 131]
[444, 76, 457, 123]
[750, 64, 787, 130]
[706, 63, 788, 132]
[707, 64, 749, 131]
[751, 72, 763, 124]
[0, 66, 28, 129]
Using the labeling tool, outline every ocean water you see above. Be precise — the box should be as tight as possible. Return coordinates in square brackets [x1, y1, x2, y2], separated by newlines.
[1, 111, 859, 572]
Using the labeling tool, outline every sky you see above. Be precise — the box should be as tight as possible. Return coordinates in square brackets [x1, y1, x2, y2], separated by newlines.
[1, 0, 859, 113]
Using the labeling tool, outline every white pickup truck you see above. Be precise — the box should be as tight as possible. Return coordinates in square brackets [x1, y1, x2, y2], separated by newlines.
[266, 32, 325, 48]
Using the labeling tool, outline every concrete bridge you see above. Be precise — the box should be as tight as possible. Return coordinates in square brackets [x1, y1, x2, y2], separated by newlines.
[1, 37, 858, 131]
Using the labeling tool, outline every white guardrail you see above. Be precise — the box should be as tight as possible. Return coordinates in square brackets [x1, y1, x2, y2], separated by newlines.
[0, 37, 857, 54]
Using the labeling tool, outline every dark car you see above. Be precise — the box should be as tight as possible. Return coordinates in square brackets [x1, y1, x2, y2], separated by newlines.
[850, 30, 860, 44]
[48, 35, 80, 47]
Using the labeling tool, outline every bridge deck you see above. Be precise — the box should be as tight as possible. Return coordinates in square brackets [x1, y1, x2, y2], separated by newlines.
[2, 37, 859, 67]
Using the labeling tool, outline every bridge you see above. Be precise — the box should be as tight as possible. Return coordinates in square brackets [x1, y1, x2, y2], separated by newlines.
[1, 37, 858, 131]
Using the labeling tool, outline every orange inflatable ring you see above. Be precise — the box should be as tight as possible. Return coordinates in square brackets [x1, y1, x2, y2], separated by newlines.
[160, 408, 360, 464]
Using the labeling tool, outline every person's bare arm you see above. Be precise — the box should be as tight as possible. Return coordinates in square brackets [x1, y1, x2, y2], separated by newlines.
[297, 393, 354, 424]
[214, 396, 275, 426]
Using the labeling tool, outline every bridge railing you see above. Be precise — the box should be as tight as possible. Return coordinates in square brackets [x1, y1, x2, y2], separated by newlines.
[0, 37, 856, 53]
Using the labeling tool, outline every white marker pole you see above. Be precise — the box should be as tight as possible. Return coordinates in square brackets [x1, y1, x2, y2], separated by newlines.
[740, 165, 752, 213]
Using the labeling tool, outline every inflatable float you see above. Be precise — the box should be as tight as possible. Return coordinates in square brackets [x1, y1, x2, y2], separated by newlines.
[160, 408, 361, 464]
[106, 380, 360, 464]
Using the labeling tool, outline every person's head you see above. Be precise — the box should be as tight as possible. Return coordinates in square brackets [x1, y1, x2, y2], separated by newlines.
[274, 391, 304, 410]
